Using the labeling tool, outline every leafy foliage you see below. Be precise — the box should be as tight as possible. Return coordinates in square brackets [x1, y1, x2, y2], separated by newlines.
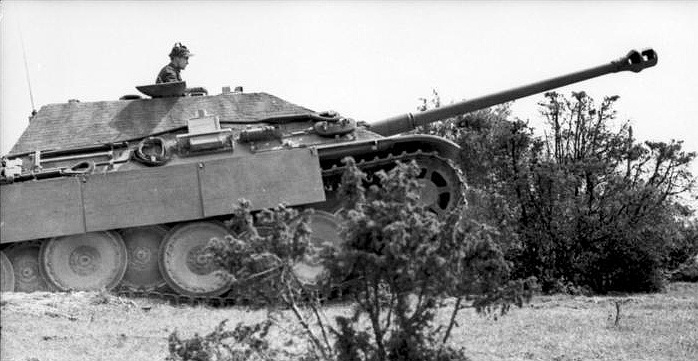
[206, 202, 316, 303]
[196, 156, 532, 361]
[330, 158, 533, 361]
[671, 255, 698, 282]
[420, 90, 697, 293]
[206, 203, 335, 359]
[166, 319, 274, 361]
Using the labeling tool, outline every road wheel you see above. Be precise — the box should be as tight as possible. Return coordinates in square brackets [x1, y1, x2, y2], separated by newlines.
[413, 155, 464, 216]
[292, 210, 346, 286]
[40, 231, 128, 291]
[1, 251, 15, 292]
[159, 222, 231, 297]
[5, 242, 49, 292]
[120, 226, 168, 291]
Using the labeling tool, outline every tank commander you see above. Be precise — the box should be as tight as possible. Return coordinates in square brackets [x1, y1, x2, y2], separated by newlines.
[156, 42, 193, 84]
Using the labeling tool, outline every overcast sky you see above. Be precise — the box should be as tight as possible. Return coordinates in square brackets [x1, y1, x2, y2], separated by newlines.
[2, 1, 697, 175]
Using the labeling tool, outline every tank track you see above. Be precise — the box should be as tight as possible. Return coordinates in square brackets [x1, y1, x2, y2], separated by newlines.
[321, 149, 466, 180]
[109, 150, 467, 306]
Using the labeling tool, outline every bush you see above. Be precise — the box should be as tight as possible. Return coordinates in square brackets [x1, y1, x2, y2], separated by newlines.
[166, 320, 275, 361]
[440, 93, 697, 295]
[328, 158, 534, 361]
[671, 256, 698, 282]
[196, 157, 533, 361]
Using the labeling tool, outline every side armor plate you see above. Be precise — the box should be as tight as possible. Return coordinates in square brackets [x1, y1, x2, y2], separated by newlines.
[0, 148, 325, 243]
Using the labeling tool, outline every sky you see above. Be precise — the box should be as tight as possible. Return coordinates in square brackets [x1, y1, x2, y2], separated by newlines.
[1, 1, 697, 175]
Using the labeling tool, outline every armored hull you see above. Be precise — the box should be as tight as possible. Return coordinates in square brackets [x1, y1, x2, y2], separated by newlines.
[0, 49, 657, 298]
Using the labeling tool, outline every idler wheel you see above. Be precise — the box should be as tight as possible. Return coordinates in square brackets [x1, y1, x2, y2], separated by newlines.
[40, 231, 128, 291]
[413, 156, 464, 216]
[291, 211, 346, 286]
[159, 222, 231, 297]
[1, 251, 15, 292]
[5, 242, 49, 292]
[120, 226, 168, 291]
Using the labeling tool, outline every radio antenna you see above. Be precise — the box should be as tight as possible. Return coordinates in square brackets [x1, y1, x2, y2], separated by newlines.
[18, 24, 37, 115]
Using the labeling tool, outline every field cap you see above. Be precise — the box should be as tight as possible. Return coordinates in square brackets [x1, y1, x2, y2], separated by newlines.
[169, 42, 193, 58]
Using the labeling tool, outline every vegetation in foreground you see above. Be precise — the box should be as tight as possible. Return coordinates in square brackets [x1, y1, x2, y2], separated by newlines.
[191, 159, 533, 360]
[1, 282, 697, 361]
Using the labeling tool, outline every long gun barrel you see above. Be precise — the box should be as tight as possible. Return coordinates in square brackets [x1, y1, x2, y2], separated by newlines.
[369, 48, 658, 136]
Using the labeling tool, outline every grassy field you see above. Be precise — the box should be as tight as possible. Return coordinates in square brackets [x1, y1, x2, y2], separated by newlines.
[1, 283, 696, 361]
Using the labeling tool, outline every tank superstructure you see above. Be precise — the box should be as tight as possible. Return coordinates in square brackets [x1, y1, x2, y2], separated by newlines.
[0, 49, 657, 297]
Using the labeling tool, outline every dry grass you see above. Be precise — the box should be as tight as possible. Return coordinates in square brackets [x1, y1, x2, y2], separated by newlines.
[1, 283, 696, 361]
[444, 283, 698, 361]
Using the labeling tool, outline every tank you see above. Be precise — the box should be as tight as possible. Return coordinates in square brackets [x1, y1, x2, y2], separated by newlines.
[0, 48, 657, 297]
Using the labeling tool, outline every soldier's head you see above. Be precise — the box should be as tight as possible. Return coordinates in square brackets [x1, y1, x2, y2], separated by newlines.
[169, 42, 192, 70]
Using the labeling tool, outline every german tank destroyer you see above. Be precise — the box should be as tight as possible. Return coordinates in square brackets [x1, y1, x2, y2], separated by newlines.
[0, 49, 657, 297]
